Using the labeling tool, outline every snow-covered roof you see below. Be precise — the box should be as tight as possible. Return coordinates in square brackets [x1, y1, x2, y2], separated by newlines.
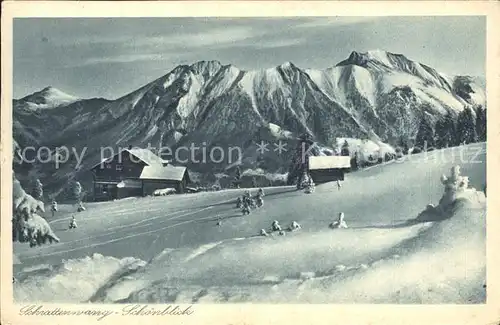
[126, 148, 164, 166]
[89, 147, 164, 169]
[89, 147, 187, 182]
[90, 157, 113, 170]
[308, 156, 351, 170]
[140, 165, 187, 181]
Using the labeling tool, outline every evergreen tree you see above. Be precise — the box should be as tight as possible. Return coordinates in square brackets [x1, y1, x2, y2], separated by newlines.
[434, 118, 446, 149]
[256, 153, 266, 169]
[397, 136, 410, 155]
[299, 171, 312, 189]
[350, 151, 360, 170]
[415, 117, 435, 150]
[157, 120, 167, 157]
[447, 115, 458, 146]
[395, 147, 403, 159]
[213, 179, 221, 191]
[457, 106, 478, 144]
[287, 133, 314, 187]
[73, 181, 82, 204]
[475, 106, 487, 142]
[384, 152, 396, 162]
[234, 166, 242, 188]
[340, 140, 350, 156]
[32, 179, 43, 201]
[435, 114, 456, 148]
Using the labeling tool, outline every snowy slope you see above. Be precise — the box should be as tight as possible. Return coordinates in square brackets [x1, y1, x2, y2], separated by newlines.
[107, 199, 484, 304]
[13, 144, 486, 303]
[15, 200, 485, 304]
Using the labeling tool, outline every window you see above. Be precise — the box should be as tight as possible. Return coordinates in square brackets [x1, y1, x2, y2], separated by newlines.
[116, 164, 123, 171]
[106, 164, 112, 169]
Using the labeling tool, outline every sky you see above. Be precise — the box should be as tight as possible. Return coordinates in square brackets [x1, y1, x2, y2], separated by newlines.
[13, 16, 485, 100]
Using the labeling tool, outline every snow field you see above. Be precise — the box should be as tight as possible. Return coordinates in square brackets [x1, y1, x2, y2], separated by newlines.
[13, 144, 486, 303]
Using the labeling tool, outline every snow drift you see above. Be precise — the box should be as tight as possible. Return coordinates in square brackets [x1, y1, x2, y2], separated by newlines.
[14, 253, 145, 303]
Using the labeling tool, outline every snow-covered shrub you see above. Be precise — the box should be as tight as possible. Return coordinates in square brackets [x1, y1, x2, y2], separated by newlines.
[73, 181, 82, 203]
[77, 202, 86, 212]
[417, 165, 485, 221]
[13, 175, 60, 247]
[299, 172, 312, 190]
[411, 147, 423, 155]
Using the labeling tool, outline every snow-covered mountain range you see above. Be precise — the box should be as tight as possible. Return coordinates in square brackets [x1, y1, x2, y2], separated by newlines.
[13, 50, 486, 193]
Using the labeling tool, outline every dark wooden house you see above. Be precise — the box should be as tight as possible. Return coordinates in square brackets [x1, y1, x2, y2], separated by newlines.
[308, 156, 351, 184]
[90, 147, 190, 201]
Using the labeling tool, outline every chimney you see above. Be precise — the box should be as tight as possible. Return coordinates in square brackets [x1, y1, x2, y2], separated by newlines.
[128, 145, 133, 150]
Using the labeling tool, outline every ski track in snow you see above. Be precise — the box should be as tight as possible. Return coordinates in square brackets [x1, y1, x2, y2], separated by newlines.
[48, 207, 166, 224]
[21, 209, 218, 259]
[20, 207, 215, 259]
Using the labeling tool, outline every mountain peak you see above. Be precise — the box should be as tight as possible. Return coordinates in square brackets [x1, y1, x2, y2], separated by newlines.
[189, 60, 224, 80]
[41, 86, 55, 92]
[365, 49, 390, 56]
[337, 50, 395, 68]
[190, 60, 222, 69]
[279, 61, 296, 69]
[39, 86, 75, 97]
[18, 86, 79, 110]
